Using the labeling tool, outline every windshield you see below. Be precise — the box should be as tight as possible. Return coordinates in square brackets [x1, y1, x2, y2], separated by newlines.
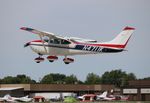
[47, 38, 71, 45]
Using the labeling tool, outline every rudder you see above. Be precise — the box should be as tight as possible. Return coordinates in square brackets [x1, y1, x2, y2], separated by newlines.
[107, 26, 135, 49]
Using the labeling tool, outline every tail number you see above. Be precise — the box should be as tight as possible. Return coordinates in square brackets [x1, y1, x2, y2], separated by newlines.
[82, 45, 103, 52]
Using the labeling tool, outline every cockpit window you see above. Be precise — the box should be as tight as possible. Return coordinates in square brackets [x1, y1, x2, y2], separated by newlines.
[48, 38, 71, 45]
[54, 39, 60, 44]
[43, 36, 49, 42]
[50, 39, 54, 43]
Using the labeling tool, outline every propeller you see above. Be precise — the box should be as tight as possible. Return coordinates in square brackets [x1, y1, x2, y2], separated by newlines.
[24, 42, 30, 47]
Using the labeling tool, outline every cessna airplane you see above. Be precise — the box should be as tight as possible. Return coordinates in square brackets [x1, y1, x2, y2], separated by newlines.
[0, 94, 33, 102]
[20, 26, 135, 64]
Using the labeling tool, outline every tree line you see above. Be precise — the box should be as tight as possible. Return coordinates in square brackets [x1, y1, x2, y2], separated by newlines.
[0, 69, 149, 87]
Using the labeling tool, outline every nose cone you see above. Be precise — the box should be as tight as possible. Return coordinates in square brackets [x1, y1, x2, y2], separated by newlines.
[24, 42, 30, 47]
[24, 40, 43, 47]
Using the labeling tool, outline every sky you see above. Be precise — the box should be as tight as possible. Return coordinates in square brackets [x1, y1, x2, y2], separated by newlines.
[0, 0, 150, 81]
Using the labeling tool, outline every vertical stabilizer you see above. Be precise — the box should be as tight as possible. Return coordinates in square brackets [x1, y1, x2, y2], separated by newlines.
[98, 91, 108, 98]
[104, 26, 135, 49]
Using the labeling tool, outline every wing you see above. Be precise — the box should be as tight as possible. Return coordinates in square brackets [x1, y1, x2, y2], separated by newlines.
[20, 27, 64, 40]
[70, 37, 97, 43]
[21, 27, 71, 53]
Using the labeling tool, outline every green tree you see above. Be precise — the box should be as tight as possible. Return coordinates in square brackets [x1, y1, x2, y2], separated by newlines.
[40, 73, 67, 84]
[140, 77, 150, 80]
[16, 74, 36, 84]
[40, 74, 53, 84]
[1, 76, 17, 84]
[1, 75, 36, 84]
[85, 73, 101, 84]
[65, 74, 78, 84]
[50, 73, 66, 84]
[101, 69, 136, 87]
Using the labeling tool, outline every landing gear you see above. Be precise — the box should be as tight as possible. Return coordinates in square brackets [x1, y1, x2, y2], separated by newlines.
[47, 56, 58, 62]
[34, 54, 44, 63]
[63, 57, 74, 64]
[49, 60, 54, 62]
[34, 57, 44, 63]
[34, 55, 74, 64]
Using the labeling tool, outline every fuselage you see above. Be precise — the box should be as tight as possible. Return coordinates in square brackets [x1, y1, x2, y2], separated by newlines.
[28, 39, 123, 56]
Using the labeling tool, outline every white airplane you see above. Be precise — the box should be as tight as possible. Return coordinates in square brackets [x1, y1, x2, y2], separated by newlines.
[0, 94, 32, 102]
[97, 91, 115, 101]
[0, 94, 13, 102]
[14, 95, 33, 102]
[96, 91, 108, 99]
[21, 26, 135, 64]
[77, 94, 97, 101]
[77, 91, 107, 100]
[77, 91, 114, 101]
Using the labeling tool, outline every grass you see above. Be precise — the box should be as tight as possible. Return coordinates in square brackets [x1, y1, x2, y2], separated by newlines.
[28, 101, 150, 103]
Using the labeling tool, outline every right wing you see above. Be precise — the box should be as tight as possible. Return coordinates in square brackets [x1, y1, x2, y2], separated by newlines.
[21, 27, 69, 53]
[20, 27, 64, 39]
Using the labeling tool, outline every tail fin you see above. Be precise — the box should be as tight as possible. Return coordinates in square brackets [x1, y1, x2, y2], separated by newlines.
[98, 91, 108, 98]
[105, 26, 135, 49]
[4, 94, 11, 99]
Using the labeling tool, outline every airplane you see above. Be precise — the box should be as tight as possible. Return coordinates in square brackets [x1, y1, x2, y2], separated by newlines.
[0, 94, 13, 102]
[96, 91, 115, 101]
[77, 94, 97, 102]
[0, 94, 32, 102]
[14, 95, 33, 102]
[20, 26, 135, 64]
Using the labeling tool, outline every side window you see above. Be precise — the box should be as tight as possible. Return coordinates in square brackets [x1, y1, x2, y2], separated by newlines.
[61, 40, 71, 44]
[49, 38, 70, 45]
[49, 39, 54, 43]
[54, 39, 60, 44]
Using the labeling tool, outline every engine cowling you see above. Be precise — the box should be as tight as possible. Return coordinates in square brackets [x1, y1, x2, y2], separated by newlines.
[47, 56, 58, 62]
[63, 58, 74, 64]
[34, 57, 44, 63]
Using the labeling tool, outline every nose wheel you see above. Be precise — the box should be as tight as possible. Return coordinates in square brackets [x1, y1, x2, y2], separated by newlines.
[34, 57, 44, 63]
[34, 54, 44, 63]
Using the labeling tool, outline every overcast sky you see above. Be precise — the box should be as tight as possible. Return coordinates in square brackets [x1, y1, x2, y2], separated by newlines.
[0, 0, 150, 81]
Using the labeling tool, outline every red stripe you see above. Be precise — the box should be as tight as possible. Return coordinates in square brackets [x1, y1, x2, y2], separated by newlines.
[90, 36, 131, 48]
[123, 26, 135, 30]
[20, 27, 26, 30]
[31, 40, 44, 43]
[88, 44, 125, 48]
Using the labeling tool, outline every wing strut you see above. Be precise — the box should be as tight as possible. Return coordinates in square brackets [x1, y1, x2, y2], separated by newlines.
[39, 35, 47, 53]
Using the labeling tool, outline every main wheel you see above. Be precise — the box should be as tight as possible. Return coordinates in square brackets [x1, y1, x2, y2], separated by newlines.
[49, 60, 54, 62]
[63, 57, 74, 64]
[64, 62, 69, 64]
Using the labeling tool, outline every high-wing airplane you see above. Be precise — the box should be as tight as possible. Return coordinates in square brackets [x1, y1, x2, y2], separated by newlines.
[97, 91, 116, 101]
[0, 94, 12, 102]
[0, 94, 32, 102]
[20, 26, 135, 64]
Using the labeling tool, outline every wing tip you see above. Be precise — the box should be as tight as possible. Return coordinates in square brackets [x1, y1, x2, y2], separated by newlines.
[20, 27, 26, 30]
[20, 27, 34, 31]
[123, 26, 135, 30]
